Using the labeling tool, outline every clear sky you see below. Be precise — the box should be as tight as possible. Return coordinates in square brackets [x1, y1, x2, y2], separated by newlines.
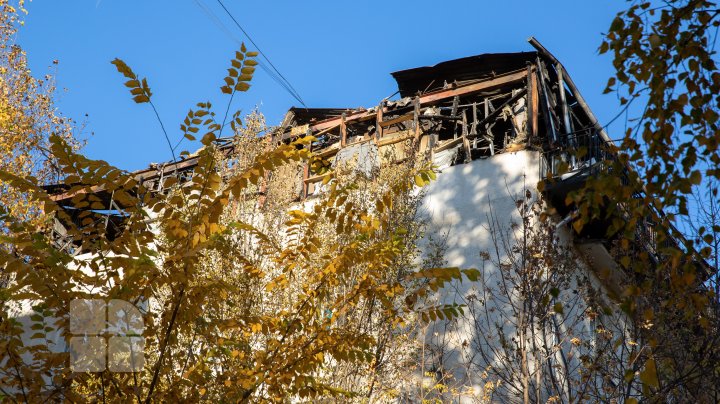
[18, 1, 626, 172]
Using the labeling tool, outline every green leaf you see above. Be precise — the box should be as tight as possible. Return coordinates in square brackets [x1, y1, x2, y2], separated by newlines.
[462, 269, 480, 282]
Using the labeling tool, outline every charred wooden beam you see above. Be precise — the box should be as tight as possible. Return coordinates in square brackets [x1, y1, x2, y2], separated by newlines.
[419, 115, 462, 121]
[379, 113, 414, 128]
[557, 66, 573, 135]
[375, 101, 384, 141]
[526, 65, 539, 139]
[299, 70, 527, 135]
[470, 102, 478, 136]
[461, 110, 472, 163]
[536, 58, 558, 143]
[413, 97, 421, 141]
[528, 36, 613, 144]
[466, 88, 527, 140]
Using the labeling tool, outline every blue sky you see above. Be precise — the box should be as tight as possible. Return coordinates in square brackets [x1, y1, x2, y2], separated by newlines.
[18, 1, 626, 171]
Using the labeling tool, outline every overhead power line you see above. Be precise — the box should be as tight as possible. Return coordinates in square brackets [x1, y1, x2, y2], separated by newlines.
[179, 0, 308, 151]
[194, 0, 299, 98]
[202, 0, 307, 107]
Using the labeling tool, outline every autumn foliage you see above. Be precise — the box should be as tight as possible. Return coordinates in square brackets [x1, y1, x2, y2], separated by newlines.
[0, 4, 476, 401]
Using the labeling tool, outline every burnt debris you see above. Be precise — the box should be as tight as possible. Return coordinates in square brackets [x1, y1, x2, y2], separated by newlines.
[45, 38, 617, 256]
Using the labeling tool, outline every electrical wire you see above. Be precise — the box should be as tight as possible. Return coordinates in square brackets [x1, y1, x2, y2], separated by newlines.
[212, 0, 307, 107]
[193, 0, 304, 106]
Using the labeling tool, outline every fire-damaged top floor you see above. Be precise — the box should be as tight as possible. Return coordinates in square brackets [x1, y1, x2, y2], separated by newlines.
[45, 37, 672, 273]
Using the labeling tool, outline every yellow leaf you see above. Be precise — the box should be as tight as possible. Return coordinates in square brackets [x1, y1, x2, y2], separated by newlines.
[639, 358, 659, 389]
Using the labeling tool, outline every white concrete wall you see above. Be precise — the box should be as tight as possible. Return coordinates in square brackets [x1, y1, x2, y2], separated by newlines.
[3, 149, 634, 401]
[421, 150, 541, 275]
[416, 150, 633, 402]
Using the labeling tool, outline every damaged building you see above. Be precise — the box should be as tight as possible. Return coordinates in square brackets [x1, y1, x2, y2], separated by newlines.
[47, 38, 616, 252]
[37, 37, 706, 401]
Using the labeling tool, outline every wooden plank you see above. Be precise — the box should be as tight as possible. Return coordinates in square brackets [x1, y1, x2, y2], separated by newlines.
[419, 133, 430, 155]
[305, 172, 328, 184]
[379, 113, 413, 128]
[434, 137, 463, 153]
[451, 96, 460, 139]
[316, 143, 340, 158]
[462, 110, 471, 163]
[345, 136, 375, 147]
[378, 130, 414, 147]
[536, 59, 558, 143]
[419, 70, 526, 105]
[470, 102, 478, 136]
[557, 66, 572, 135]
[301, 164, 310, 198]
[314, 123, 341, 138]
[528, 66, 539, 139]
[419, 115, 462, 121]
[375, 101, 384, 141]
[291, 124, 310, 136]
[50, 184, 107, 202]
[413, 97, 421, 141]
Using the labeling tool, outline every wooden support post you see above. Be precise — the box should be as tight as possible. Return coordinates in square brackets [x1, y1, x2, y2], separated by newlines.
[340, 112, 347, 148]
[375, 101, 384, 141]
[557, 66, 572, 135]
[413, 97, 421, 141]
[537, 58, 558, 144]
[483, 98, 496, 140]
[451, 96, 460, 139]
[462, 110, 472, 163]
[528, 66, 539, 140]
[470, 102, 478, 136]
[557, 65, 577, 168]
[301, 131, 313, 199]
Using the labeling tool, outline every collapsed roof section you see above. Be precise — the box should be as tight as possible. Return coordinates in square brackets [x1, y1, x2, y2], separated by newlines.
[43, 38, 614, 253]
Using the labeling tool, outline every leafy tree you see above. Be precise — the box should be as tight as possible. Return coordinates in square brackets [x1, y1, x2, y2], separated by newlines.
[0, 0, 77, 225]
[565, 0, 720, 400]
[419, 187, 643, 403]
[0, 19, 475, 404]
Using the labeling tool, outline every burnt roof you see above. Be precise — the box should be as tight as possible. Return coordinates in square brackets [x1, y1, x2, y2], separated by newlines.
[391, 51, 538, 98]
[286, 107, 357, 126]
